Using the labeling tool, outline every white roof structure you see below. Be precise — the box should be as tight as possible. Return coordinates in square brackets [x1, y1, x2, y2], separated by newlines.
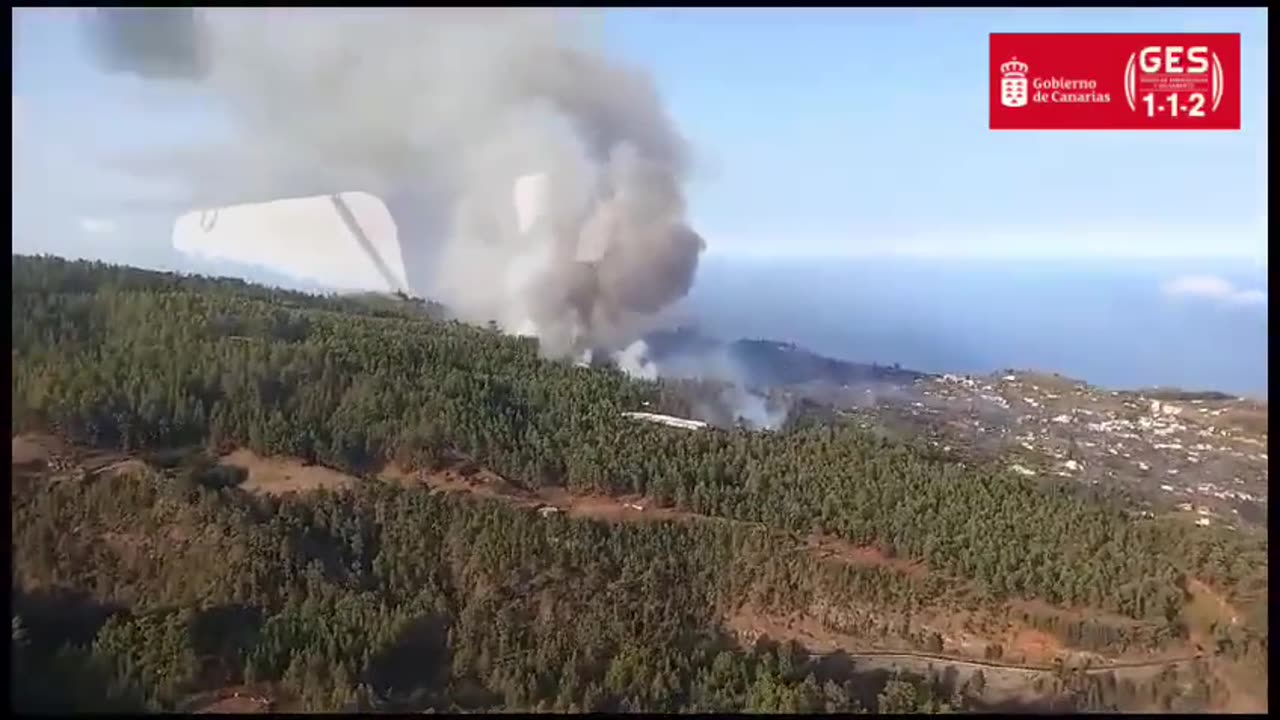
[622, 411, 708, 431]
[172, 191, 409, 293]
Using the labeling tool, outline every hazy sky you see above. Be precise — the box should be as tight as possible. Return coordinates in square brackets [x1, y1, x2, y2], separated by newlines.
[12, 7, 1269, 264]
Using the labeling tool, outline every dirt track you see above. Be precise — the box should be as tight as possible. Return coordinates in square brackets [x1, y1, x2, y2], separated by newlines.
[219, 448, 357, 495]
[381, 458, 1221, 674]
[200, 448, 1217, 669]
[805, 647, 1203, 674]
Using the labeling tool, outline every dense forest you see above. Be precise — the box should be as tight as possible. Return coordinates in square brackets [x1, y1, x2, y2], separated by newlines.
[13, 464, 973, 713]
[10, 255, 1268, 712]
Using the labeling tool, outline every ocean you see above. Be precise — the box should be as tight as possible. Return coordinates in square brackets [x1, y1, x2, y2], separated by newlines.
[687, 255, 1269, 397]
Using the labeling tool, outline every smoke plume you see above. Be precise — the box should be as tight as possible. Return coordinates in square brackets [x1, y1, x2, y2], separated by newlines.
[84, 8, 704, 359]
[640, 337, 792, 430]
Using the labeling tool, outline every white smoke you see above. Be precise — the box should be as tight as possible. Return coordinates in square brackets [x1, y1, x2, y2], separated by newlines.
[614, 340, 659, 381]
[84, 8, 705, 359]
[722, 386, 789, 430]
[629, 338, 791, 430]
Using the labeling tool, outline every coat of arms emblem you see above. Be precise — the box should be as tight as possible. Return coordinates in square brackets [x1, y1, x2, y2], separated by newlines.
[1000, 58, 1029, 108]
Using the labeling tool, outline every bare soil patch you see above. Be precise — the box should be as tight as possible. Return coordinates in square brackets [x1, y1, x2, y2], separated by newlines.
[1182, 579, 1266, 713]
[726, 604, 858, 656]
[382, 461, 528, 503]
[1186, 578, 1241, 628]
[387, 462, 700, 526]
[194, 696, 268, 714]
[1006, 627, 1064, 666]
[1211, 657, 1270, 714]
[220, 449, 357, 496]
[12, 433, 132, 478]
[803, 535, 927, 576]
[189, 686, 275, 714]
[1215, 406, 1268, 437]
[545, 489, 687, 524]
[1004, 598, 1187, 662]
[97, 458, 151, 479]
[12, 433, 56, 465]
[724, 602, 1073, 668]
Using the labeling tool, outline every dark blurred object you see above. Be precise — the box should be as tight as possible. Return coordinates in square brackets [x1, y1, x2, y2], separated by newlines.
[84, 8, 209, 80]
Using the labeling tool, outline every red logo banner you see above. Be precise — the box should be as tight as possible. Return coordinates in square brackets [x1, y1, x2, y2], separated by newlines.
[990, 33, 1242, 131]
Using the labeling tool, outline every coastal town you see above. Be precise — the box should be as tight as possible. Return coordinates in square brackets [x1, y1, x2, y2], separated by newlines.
[834, 371, 1267, 531]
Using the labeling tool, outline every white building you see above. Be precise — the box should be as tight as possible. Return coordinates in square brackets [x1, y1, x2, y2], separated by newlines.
[622, 412, 708, 431]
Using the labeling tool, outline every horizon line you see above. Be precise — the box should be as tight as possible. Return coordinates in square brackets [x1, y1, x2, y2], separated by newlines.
[703, 248, 1268, 263]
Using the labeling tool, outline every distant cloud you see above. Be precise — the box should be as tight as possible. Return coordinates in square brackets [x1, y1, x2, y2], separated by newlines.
[79, 217, 118, 235]
[1162, 274, 1267, 307]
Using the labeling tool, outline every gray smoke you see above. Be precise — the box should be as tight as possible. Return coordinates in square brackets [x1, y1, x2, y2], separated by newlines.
[637, 339, 791, 430]
[710, 384, 790, 431]
[84, 8, 704, 359]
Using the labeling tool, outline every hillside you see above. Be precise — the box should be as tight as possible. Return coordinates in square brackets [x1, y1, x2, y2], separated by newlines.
[643, 327, 927, 388]
[9, 255, 1268, 713]
[647, 328, 1268, 534]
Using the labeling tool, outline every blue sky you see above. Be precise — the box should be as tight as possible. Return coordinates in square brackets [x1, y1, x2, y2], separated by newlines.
[12, 7, 1269, 263]
[602, 8, 1268, 260]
